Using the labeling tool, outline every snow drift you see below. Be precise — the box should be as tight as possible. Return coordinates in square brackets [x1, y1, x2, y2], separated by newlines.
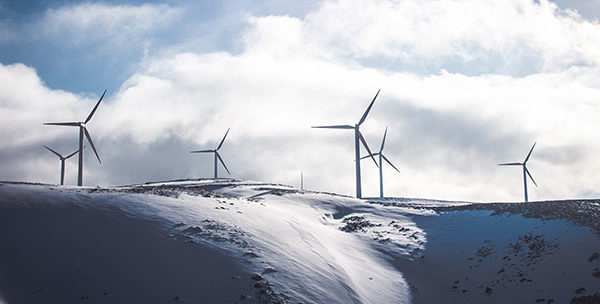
[0, 179, 598, 303]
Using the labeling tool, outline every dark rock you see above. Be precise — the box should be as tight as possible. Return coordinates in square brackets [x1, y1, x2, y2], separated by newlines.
[485, 287, 492, 295]
[570, 292, 600, 304]
[575, 287, 587, 295]
[588, 252, 599, 262]
[339, 216, 381, 232]
[262, 267, 277, 275]
[182, 226, 203, 234]
[251, 274, 264, 281]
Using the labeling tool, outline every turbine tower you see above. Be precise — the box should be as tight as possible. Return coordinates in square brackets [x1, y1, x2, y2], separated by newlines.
[361, 127, 400, 198]
[190, 128, 231, 179]
[312, 90, 380, 198]
[43, 89, 105, 186]
[498, 142, 538, 202]
[43, 145, 80, 185]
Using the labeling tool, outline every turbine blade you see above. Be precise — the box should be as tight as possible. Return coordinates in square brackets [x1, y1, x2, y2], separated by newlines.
[43, 122, 79, 126]
[43, 145, 62, 158]
[216, 152, 230, 175]
[311, 125, 354, 129]
[524, 141, 537, 163]
[358, 131, 378, 167]
[525, 167, 538, 187]
[360, 152, 380, 160]
[380, 127, 388, 153]
[65, 148, 81, 159]
[84, 89, 106, 123]
[497, 162, 521, 166]
[357, 89, 380, 126]
[382, 154, 401, 173]
[216, 128, 230, 150]
[190, 149, 214, 153]
[83, 127, 101, 163]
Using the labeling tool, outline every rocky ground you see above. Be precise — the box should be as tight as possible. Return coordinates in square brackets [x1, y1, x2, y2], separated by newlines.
[428, 199, 600, 236]
[369, 199, 600, 304]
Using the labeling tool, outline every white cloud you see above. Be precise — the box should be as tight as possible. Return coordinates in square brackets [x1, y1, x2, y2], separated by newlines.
[554, 0, 600, 20]
[304, 0, 600, 75]
[0, 63, 88, 147]
[39, 3, 182, 46]
[2, 0, 600, 202]
[0, 63, 107, 183]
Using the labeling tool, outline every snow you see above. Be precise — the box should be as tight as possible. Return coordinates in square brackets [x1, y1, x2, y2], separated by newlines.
[0, 181, 422, 303]
[3, 180, 596, 303]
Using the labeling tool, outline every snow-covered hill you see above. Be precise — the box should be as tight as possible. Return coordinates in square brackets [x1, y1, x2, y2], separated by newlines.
[0, 179, 599, 304]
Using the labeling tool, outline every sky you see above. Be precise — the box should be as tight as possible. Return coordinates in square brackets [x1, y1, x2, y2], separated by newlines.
[1, 0, 600, 202]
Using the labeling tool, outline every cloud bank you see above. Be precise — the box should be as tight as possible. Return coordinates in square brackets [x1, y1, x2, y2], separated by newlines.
[40, 3, 182, 44]
[1, 0, 600, 202]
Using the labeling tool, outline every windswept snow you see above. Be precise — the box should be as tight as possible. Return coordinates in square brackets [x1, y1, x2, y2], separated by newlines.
[0, 180, 425, 303]
[3, 179, 596, 303]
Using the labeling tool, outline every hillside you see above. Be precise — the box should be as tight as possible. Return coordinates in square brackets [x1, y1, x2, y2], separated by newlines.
[0, 179, 599, 304]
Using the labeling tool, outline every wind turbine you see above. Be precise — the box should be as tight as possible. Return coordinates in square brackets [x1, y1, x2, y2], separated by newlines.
[498, 142, 538, 202]
[43, 145, 80, 185]
[190, 128, 231, 179]
[361, 127, 400, 198]
[312, 90, 380, 198]
[43, 89, 106, 186]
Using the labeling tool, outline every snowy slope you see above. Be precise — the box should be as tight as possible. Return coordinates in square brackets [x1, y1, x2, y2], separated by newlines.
[0, 180, 425, 303]
[1, 179, 599, 304]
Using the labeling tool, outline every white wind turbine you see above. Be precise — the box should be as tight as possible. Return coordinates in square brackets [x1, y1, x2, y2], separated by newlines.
[498, 142, 538, 202]
[312, 90, 380, 198]
[361, 127, 400, 198]
[190, 128, 231, 179]
[43, 145, 80, 185]
[43, 90, 106, 186]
